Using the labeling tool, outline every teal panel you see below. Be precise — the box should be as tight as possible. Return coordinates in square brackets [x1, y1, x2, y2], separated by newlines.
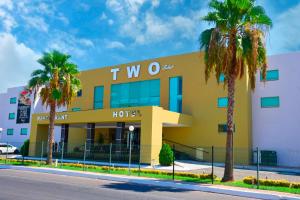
[218, 97, 228, 108]
[169, 76, 182, 113]
[261, 96, 280, 108]
[110, 79, 160, 108]
[94, 86, 104, 109]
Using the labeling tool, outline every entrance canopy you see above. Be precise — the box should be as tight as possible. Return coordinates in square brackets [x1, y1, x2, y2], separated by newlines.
[32, 106, 193, 127]
[29, 106, 193, 164]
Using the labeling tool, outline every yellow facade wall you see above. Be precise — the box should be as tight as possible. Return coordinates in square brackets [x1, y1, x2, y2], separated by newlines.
[29, 52, 252, 164]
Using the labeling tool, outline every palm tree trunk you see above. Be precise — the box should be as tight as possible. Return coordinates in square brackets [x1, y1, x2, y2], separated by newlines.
[47, 103, 56, 165]
[222, 75, 235, 182]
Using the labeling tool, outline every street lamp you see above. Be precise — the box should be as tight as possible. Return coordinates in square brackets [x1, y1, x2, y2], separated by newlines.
[128, 125, 135, 174]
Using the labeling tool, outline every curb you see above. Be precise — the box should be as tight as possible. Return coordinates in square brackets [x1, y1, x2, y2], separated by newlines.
[3, 165, 300, 200]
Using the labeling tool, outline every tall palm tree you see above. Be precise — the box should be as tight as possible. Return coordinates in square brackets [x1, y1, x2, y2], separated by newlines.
[200, 0, 272, 182]
[28, 50, 81, 165]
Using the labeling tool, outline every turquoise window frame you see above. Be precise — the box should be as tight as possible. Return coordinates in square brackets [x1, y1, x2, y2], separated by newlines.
[261, 96, 280, 108]
[218, 97, 228, 108]
[10, 97, 17, 104]
[72, 107, 81, 112]
[219, 73, 225, 83]
[20, 128, 28, 135]
[218, 124, 235, 133]
[94, 86, 104, 109]
[7, 129, 14, 135]
[261, 70, 279, 81]
[169, 76, 183, 113]
[8, 112, 15, 120]
[110, 79, 160, 108]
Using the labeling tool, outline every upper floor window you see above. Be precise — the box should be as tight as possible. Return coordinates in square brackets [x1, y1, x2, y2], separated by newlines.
[94, 86, 104, 109]
[77, 89, 82, 97]
[8, 113, 15, 120]
[20, 128, 28, 135]
[72, 107, 81, 112]
[110, 79, 160, 108]
[218, 124, 235, 133]
[10, 97, 17, 104]
[169, 76, 182, 113]
[261, 70, 279, 81]
[7, 129, 14, 135]
[261, 96, 280, 108]
[218, 97, 228, 108]
[219, 73, 225, 83]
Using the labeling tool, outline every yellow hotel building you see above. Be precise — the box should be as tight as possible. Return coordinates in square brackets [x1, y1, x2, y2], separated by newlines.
[29, 52, 252, 164]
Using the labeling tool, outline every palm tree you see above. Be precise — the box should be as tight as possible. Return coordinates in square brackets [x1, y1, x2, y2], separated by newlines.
[200, 0, 272, 182]
[28, 50, 81, 165]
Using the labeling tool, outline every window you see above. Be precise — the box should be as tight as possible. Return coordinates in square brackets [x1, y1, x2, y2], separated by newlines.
[110, 79, 160, 108]
[8, 113, 15, 120]
[7, 129, 13, 135]
[77, 89, 82, 97]
[261, 96, 280, 108]
[261, 70, 279, 81]
[169, 77, 182, 113]
[219, 73, 225, 82]
[218, 97, 228, 108]
[20, 128, 28, 135]
[72, 107, 81, 112]
[218, 124, 235, 133]
[10, 97, 17, 104]
[94, 86, 104, 109]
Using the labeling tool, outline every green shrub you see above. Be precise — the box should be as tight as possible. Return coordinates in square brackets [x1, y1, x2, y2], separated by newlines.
[20, 139, 30, 156]
[243, 176, 300, 188]
[159, 143, 174, 166]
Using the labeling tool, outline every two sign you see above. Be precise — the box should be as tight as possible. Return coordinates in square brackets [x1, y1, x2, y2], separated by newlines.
[111, 61, 174, 81]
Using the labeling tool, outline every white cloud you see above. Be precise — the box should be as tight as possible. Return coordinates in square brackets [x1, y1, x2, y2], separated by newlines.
[106, 41, 125, 49]
[79, 38, 94, 47]
[0, 33, 40, 93]
[100, 12, 107, 20]
[106, 0, 148, 16]
[47, 31, 94, 57]
[268, 3, 300, 54]
[23, 16, 49, 32]
[108, 19, 114, 25]
[151, 0, 160, 8]
[0, 9, 16, 32]
[0, 0, 13, 10]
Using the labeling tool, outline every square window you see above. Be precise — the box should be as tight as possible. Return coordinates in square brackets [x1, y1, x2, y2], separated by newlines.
[20, 128, 28, 135]
[218, 124, 235, 133]
[72, 107, 81, 112]
[218, 97, 228, 108]
[261, 70, 279, 81]
[7, 129, 14, 135]
[219, 73, 225, 82]
[77, 89, 82, 97]
[261, 96, 280, 108]
[8, 113, 15, 120]
[10, 97, 17, 104]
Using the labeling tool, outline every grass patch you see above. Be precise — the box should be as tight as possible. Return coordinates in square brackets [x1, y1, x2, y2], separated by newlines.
[224, 181, 300, 194]
[1, 158, 299, 195]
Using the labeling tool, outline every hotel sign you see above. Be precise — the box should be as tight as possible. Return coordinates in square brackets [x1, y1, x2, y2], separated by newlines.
[112, 110, 141, 118]
[37, 114, 68, 121]
[110, 61, 174, 80]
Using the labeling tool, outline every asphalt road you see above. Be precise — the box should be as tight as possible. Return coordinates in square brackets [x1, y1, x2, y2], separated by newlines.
[0, 169, 255, 200]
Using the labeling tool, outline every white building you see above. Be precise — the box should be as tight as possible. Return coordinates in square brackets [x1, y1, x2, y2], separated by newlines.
[252, 52, 300, 167]
[0, 86, 62, 148]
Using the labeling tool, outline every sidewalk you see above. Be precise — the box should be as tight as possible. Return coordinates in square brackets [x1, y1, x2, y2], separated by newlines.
[1, 164, 300, 200]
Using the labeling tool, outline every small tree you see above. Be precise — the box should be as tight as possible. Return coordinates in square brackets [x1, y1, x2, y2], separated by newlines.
[159, 143, 174, 166]
[20, 139, 30, 156]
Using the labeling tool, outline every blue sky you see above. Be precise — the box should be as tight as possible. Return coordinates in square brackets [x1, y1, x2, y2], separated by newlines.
[0, 0, 300, 92]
